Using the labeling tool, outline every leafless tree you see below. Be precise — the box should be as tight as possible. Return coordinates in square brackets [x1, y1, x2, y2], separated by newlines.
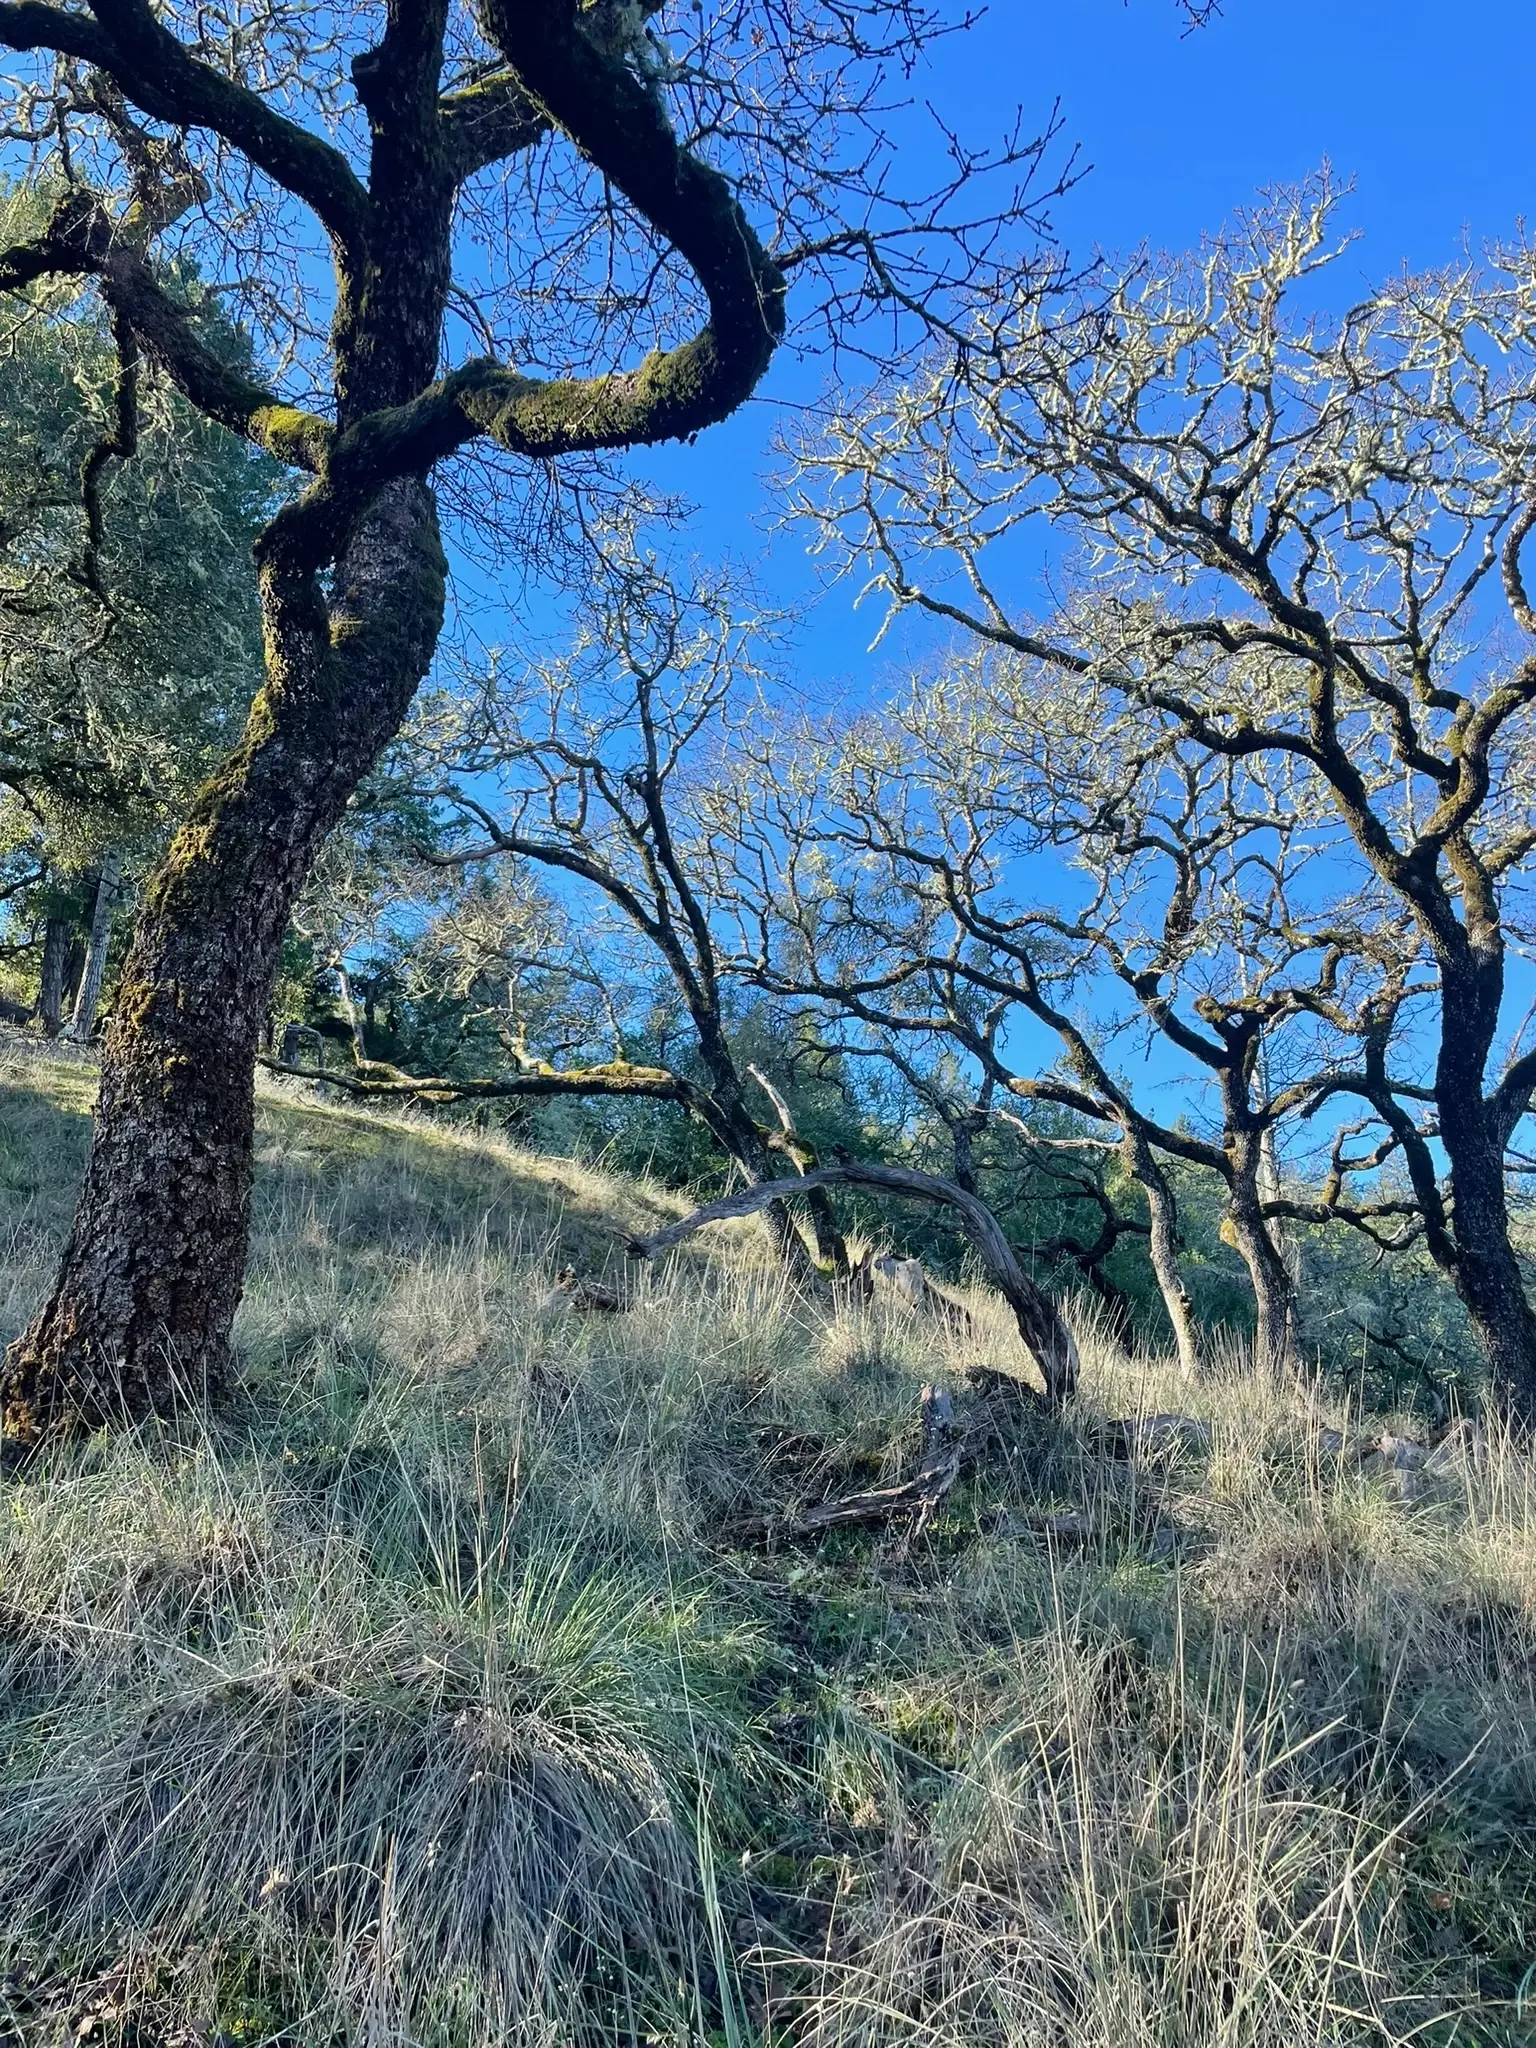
[411, 558, 850, 1271]
[795, 177, 1536, 1412]
[710, 654, 1437, 1371]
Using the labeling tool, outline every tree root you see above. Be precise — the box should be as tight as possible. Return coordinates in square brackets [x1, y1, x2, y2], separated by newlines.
[731, 1368, 1041, 1549]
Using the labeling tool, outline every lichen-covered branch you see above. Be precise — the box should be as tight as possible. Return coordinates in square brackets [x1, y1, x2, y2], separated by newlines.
[258, 1053, 701, 1113]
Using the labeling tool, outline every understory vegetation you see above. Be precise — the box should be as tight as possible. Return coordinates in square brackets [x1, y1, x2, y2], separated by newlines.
[0, 0, 1533, 2040]
[2, 1042, 1532, 2047]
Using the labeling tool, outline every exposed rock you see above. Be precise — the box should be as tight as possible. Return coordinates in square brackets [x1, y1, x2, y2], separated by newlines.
[1147, 1522, 1183, 1562]
[1319, 1418, 1484, 1489]
[1364, 1432, 1429, 1472]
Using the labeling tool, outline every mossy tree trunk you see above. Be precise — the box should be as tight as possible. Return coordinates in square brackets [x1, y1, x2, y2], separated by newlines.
[0, 484, 446, 1436]
[0, 0, 785, 1441]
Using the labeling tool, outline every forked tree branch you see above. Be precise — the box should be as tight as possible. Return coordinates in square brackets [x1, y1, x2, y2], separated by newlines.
[2, 0, 790, 555]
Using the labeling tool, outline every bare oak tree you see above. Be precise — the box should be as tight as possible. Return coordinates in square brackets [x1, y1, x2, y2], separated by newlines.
[412, 557, 853, 1271]
[712, 652, 1447, 1370]
[798, 179, 1536, 1412]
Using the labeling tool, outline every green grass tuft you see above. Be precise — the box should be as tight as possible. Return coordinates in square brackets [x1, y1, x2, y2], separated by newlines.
[1, 1043, 1533, 2045]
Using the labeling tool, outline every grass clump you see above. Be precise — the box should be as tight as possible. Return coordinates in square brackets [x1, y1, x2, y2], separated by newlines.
[1, 1044, 1534, 2045]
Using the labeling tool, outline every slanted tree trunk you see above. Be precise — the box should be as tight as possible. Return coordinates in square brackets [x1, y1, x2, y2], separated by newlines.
[684, 1060, 818, 1282]
[950, 1109, 981, 1195]
[801, 1189, 848, 1272]
[744, 1063, 849, 1275]
[1080, 1259, 1136, 1342]
[64, 850, 123, 1045]
[1222, 1125, 1297, 1372]
[62, 936, 86, 1011]
[36, 917, 71, 1037]
[732, 1121, 822, 1282]
[1125, 1125, 1200, 1376]
[0, 482, 445, 1440]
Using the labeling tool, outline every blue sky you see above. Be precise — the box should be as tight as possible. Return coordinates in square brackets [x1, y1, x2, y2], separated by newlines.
[627, 0, 1535, 1143]
[624, 0, 1536, 687]
[445, 1, 1536, 1149]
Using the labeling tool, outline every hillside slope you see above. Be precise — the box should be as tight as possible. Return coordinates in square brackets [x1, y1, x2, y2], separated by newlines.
[0, 1044, 1533, 2047]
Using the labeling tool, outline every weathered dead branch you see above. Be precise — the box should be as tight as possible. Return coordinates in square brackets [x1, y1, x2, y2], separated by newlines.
[628, 1159, 1079, 1404]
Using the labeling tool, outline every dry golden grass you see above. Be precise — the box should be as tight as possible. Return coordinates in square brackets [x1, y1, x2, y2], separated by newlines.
[0, 1042, 1532, 2045]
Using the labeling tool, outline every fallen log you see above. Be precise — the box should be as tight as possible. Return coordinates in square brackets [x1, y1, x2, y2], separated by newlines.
[787, 1384, 964, 1540]
[733, 1367, 1045, 1549]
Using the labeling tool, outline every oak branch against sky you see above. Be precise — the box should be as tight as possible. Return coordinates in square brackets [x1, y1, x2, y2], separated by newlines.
[0, 0, 1046, 1439]
[798, 179, 1536, 1412]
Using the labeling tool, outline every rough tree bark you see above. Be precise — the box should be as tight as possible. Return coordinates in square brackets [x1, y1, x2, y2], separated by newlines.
[1435, 957, 1536, 1399]
[1, 484, 445, 1434]
[1446, 1140, 1536, 1400]
[708, 1089, 823, 1281]
[0, 0, 792, 1440]
[747, 1064, 849, 1274]
[36, 917, 70, 1037]
[1221, 1119, 1297, 1373]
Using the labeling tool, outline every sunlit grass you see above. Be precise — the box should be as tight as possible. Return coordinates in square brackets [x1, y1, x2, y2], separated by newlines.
[0, 1041, 1531, 2044]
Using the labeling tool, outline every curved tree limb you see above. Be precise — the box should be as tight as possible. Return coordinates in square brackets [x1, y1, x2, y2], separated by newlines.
[627, 1159, 1080, 1405]
[4, 0, 787, 544]
[438, 69, 551, 182]
[0, 0, 371, 251]
[747, 1061, 850, 1272]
